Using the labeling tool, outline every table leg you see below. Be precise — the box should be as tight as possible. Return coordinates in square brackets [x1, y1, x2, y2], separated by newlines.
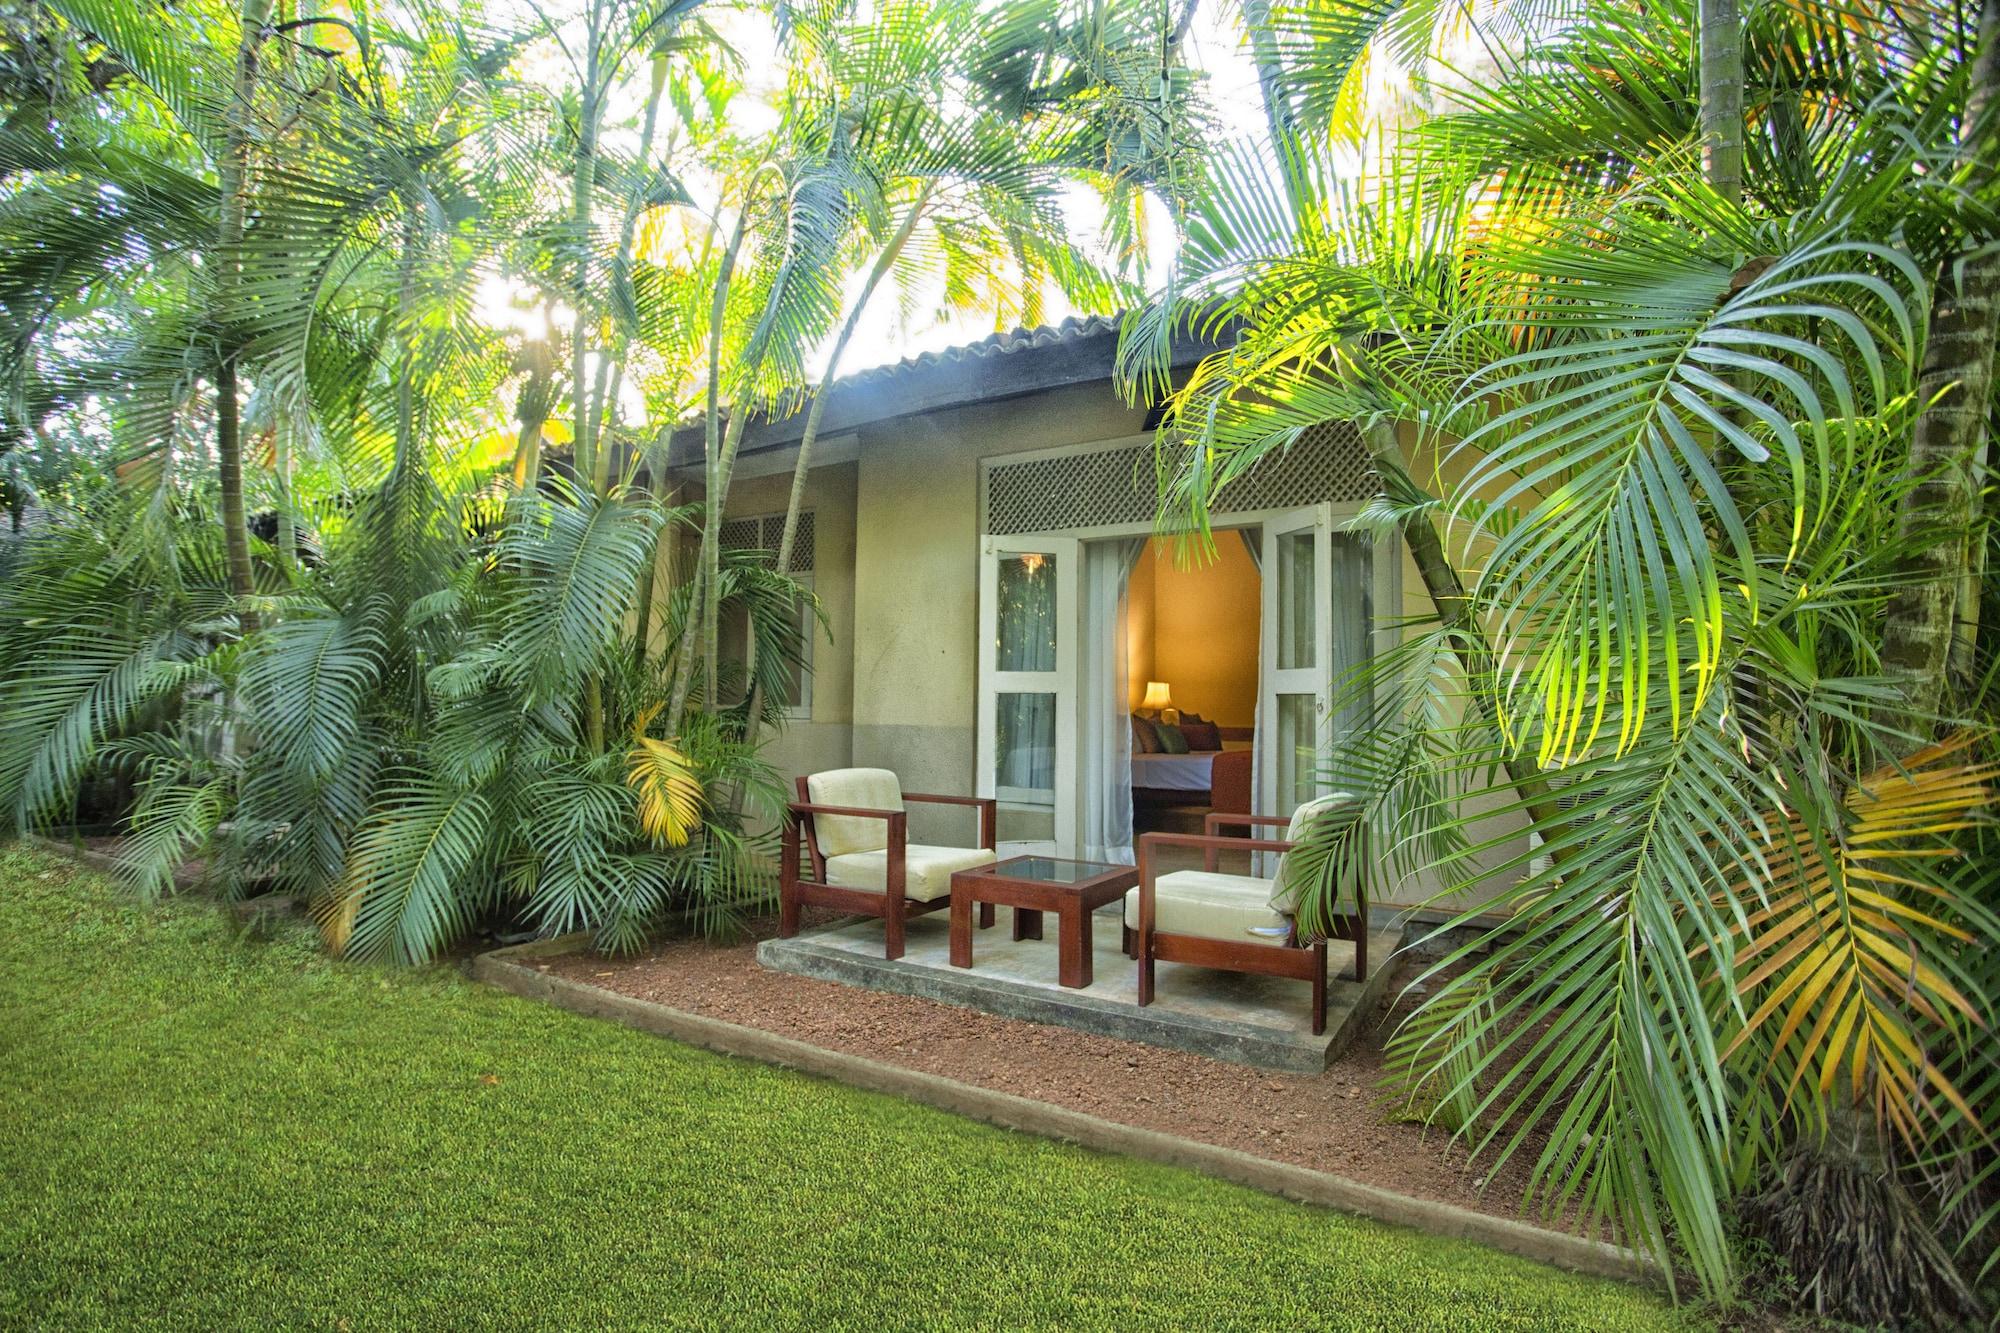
[949, 891, 973, 969]
[1013, 907, 1043, 941]
[1058, 905, 1092, 988]
[979, 902, 995, 929]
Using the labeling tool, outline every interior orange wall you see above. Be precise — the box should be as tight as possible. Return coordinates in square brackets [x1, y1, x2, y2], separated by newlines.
[1124, 534, 1260, 727]
[1125, 551, 1156, 711]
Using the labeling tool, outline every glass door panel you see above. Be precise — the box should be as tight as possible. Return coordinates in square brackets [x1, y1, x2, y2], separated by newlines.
[1274, 693, 1318, 812]
[1276, 529, 1317, 670]
[978, 536, 1077, 856]
[996, 553, 1059, 671]
[1260, 506, 1333, 835]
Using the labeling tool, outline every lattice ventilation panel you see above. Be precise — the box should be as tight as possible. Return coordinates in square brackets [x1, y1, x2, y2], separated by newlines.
[719, 511, 814, 572]
[983, 421, 1376, 536]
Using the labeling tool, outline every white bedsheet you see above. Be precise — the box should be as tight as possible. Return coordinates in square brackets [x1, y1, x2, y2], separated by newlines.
[1130, 752, 1215, 792]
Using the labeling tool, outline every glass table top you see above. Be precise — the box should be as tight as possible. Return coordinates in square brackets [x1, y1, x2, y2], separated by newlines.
[988, 856, 1123, 883]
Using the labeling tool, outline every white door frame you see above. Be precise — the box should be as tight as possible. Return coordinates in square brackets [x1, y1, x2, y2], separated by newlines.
[976, 534, 1080, 856]
[1258, 504, 1336, 820]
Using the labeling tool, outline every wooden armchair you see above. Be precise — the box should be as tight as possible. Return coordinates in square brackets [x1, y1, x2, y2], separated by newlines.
[779, 767, 998, 960]
[1127, 796, 1368, 1035]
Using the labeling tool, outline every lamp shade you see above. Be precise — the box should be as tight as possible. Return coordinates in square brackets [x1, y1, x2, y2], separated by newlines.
[1139, 681, 1173, 713]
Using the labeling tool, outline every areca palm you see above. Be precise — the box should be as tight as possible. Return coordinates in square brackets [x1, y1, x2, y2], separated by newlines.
[1124, 0, 2000, 1314]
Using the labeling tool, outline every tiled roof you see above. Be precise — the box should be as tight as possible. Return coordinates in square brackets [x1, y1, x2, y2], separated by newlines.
[835, 312, 1124, 390]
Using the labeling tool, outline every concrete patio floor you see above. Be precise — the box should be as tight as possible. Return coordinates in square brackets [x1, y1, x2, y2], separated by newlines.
[757, 905, 1403, 1073]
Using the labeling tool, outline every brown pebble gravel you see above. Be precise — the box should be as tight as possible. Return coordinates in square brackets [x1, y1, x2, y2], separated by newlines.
[541, 911, 1563, 1225]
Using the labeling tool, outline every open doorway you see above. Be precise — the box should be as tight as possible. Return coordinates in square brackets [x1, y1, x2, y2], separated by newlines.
[1065, 531, 1260, 864]
[1124, 534, 1261, 838]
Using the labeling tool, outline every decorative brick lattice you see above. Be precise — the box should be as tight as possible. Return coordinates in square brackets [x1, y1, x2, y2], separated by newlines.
[720, 511, 814, 572]
[984, 422, 1377, 535]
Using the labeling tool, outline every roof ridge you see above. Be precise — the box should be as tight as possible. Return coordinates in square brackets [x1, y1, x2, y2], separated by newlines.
[838, 311, 1125, 389]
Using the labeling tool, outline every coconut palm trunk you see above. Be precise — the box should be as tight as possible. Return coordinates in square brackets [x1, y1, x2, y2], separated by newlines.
[1881, 0, 2000, 730]
[216, 0, 275, 617]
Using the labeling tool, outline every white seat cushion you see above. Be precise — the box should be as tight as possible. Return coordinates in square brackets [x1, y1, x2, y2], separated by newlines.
[805, 768, 905, 857]
[1270, 792, 1361, 913]
[1124, 871, 1292, 947]
[824, 844, 998, 903]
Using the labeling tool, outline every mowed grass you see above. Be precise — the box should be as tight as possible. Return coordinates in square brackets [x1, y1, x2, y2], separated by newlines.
[0, 847, 1696, 1331]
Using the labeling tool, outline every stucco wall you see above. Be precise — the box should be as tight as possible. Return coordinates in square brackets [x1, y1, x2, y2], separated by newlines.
[723, 392, 1530, 910]
[849, 382, 1150, 842]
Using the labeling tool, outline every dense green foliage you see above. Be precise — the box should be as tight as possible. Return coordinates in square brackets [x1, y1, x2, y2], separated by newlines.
[0, 846, 1694, 1330]
[1125, 0, 2000, 1316]
[0, 0, 1192, 959]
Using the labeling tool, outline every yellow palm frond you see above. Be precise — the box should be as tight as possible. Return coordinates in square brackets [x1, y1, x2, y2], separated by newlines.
[626, 726, 703, 848]
[1719, 733, 1995, 1144]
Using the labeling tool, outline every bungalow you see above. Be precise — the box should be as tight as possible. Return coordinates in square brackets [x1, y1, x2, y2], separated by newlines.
[666, 315, 1524, 915]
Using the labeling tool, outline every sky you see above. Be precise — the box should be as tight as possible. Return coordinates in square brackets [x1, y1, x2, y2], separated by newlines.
[824, 0, 1273, 377]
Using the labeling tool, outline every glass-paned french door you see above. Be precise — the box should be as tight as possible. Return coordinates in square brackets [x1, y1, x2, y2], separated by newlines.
[1259, 505, 1388, 823]
[977, 536, 1078, 855]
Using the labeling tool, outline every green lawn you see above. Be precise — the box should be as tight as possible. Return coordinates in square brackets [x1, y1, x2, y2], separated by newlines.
[0, 847, 1695, 1330]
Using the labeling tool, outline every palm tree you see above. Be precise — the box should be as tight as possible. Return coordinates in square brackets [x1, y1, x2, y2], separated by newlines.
[1122, 0, 2000, 1315]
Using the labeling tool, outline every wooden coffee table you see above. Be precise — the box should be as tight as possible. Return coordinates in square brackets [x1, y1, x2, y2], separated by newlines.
[948, 855, 1139, 989]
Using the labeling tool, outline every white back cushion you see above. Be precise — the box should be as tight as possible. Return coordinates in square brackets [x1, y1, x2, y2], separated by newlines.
[1269, 793, 1361, 913]
[805, 768, 905, 858]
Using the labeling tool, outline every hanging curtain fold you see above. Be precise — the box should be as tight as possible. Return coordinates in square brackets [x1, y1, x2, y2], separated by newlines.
[1239, 526, 1267, 823]
[1079, 537, 1146, 863]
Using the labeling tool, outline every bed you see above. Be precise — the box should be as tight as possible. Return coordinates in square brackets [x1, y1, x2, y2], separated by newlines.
[1130, 747, 1253, 813]
[1130, 752, 1218, 792]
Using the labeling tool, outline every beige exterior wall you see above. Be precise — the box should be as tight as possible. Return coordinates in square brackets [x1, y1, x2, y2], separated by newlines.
[715, 389, 1529, 909]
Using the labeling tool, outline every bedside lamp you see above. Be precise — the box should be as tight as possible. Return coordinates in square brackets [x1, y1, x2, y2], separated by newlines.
[1140, 681, 1177, 724]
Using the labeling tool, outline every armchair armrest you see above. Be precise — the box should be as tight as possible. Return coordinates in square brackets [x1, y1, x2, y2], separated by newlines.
[1204, 812, 1291, 835]
[787, 801, 908, 825]
[902, 792, 998, 850]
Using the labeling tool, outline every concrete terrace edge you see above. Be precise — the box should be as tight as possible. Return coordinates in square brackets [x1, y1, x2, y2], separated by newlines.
[754, 927, 1403, 1074]
[473, 935, 1665, 1291]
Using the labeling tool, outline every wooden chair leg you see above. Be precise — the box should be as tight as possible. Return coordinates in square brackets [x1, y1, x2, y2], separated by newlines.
[1311, 941, 1328, 1036]
[1122, 925, 1135, 959]
[885, 897, 906, 961]
[1137, 941, 1155, 1006]
[1352, 915, 1368, 982]
[778, 886, 800, 939]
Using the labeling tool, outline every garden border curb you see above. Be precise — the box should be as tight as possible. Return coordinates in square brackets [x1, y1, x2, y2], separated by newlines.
[473, 934, 1667, 1291]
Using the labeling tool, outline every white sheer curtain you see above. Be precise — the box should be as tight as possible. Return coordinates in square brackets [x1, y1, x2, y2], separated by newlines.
[1238, 527, 1266, 822]
[1079, 537, 1146, 863]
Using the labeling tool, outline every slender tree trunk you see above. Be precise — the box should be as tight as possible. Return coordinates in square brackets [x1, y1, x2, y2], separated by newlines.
[393, 207, 421, 473]
[1698, 0, 1744, 205]
[702, 401, 754, 705]
[664, 209, 751, 732]
[1881, 0, 2000, 732]
[740, 188, 936, 730]
[570, 16, 603, 492]
[274, 411, 297, 569]
[216, 0, 274, 621]
[587, 51, 672, 500]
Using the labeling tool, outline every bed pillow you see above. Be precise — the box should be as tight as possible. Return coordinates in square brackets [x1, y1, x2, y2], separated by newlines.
[1179, 716, 1223, 751]
[1152, 722, 1192, 754]
[1130, 715, 1163, 754]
